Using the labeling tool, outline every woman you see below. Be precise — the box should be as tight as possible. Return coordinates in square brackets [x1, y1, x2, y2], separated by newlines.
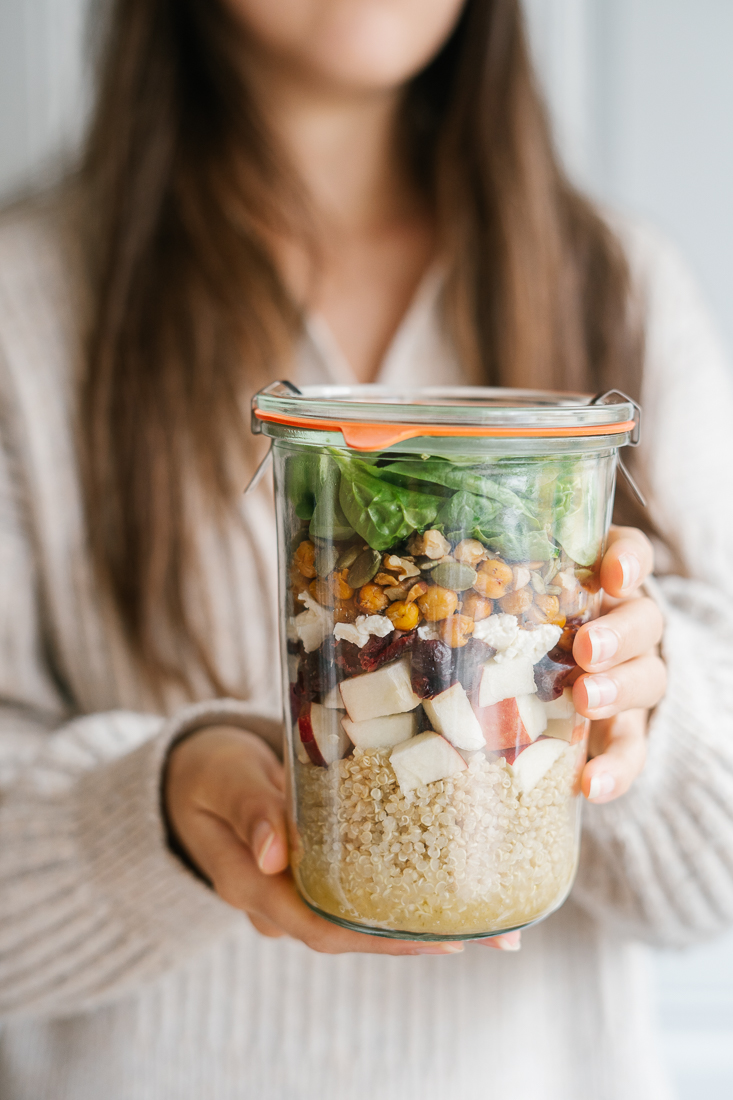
[0, 0, 732, 1097]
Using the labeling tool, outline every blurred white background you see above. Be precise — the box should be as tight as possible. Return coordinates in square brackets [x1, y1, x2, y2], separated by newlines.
[0, 1, 732, 1097]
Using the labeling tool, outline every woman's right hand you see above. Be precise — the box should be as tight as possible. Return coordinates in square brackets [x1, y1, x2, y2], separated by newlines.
[165, 726, 481, 956]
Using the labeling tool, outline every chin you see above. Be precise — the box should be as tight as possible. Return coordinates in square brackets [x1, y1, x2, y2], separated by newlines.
[230, 0, 466, 96]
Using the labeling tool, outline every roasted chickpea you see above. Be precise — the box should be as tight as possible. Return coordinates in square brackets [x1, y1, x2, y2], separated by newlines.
[293, 540, 317, 579]
[310, 571, 354, 607]
[357, 583, 390, 614]
[439, 614, 475, 648]
[498, 587, 534, 616]
[525, 602, 566, 628]
[461, 592, 493, 621]
[386, 601, 420, 631]
[473, 558, 513, 599]
[534, 593, 561, 620]
[417, 585, 459, 621]
[290, 564, 311, 598]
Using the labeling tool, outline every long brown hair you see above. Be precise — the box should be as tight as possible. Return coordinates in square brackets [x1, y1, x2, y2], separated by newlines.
[81, 0, 645, 697]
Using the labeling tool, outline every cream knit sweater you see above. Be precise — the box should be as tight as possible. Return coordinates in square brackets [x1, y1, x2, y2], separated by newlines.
[1, 194, 733, 1100]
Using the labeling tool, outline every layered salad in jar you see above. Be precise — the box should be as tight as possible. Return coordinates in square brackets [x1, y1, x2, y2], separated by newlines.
[283, 448, 610, 937]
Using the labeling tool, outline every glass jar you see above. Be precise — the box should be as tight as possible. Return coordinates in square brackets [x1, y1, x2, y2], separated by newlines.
[251, 385, 639, 940]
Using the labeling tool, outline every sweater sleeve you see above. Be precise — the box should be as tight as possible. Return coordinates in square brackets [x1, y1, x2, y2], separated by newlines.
[573, 222, 733, 946]
[0, 424, 281, 1021]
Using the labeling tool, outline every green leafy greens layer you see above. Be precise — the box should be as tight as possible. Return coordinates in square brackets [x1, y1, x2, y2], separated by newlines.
[286, 449, 605, 566]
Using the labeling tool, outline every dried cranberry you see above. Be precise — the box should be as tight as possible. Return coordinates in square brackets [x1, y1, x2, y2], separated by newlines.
[411, 639, 453, 698]
[451, 638, 496, 697]
[333, 639, 362, 677]
[359, 629, 417, 672]
[289, 676, 309, 724]
[534, 645, 578, 701]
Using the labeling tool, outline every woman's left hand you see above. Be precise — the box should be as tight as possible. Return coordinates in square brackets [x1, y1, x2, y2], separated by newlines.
[571, 525, 666, 805]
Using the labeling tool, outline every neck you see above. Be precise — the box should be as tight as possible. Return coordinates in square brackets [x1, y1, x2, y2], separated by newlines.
[243, 56, 417, 236]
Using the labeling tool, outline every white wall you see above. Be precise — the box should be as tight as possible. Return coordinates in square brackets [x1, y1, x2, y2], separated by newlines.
[0, 0, 90, 202]
[526, 0, 733, 356]
[526, 6, 733, 1098]
[1, 1, 733, 1097]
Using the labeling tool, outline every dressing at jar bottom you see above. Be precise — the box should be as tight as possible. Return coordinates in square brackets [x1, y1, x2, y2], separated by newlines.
[292, 739, 584, 938]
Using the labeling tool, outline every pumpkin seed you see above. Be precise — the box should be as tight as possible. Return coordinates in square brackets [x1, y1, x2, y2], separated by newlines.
[418, 555, 456, 572]
[335, 544, 361, 571]
[315, 545, 340, 577]
[430, 562, 478, 591]
[347, 548, 381, 588]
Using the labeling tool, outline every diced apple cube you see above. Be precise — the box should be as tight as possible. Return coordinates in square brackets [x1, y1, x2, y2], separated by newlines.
[342, 712, 416, 750]
[294, 734, 311, 764]
[422, 682, 485, 751]
[478, 656, 537, 708]
[515, 693, 548, 741]
[544, 718, 575, 742]
[390, 731, 467, 794]
[321, 683, 345, 709]
[298, 702, 352, 767]
[511, 738, 566, 794]
[543, 688, 576, 720]
[477, 697, 533, 752]
[339, 658, 420, 722]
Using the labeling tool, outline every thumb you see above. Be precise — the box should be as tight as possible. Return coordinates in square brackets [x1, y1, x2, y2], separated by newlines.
[215, 732, 290, 876]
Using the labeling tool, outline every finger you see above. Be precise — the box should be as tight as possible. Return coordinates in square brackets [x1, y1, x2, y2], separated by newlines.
[202, 816, 464, 958]
[192, 730, 291, 876]
[574, 653, 667, 720]
[601, 526, 654, 598]
[475, 931, 522, 951]
[247, 869, 465, 957]
[247, 912, 287, 939]
[573, 597, 664, 672]
[581, 709, 648, 803]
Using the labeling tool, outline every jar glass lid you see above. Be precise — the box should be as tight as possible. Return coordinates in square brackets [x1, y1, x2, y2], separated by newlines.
[251, 382, 640, 452]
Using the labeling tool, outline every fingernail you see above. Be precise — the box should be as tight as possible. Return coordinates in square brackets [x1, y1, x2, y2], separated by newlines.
[588, 773, 616, 801]
[587, 625, 618, 665]
[252, 820, 274, 871]
[411, 943, 464, 955]
[618, 552, 641, 592]
[584, 674, 617, 710]
[493, 933, 522, 952]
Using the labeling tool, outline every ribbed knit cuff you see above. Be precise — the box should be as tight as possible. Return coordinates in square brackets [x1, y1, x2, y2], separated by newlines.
[75, 700, 283, 962]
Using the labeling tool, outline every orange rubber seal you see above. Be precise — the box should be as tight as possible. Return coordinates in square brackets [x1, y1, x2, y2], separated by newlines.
[253, 409, 636, 452]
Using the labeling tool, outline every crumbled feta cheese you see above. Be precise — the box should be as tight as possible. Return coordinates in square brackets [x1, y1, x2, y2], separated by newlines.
[293, 593, 332, 653]
[472, 614, 520, 651]
[333, 615, 395, 648]
[472, 614, 562, 665]
[494, 623, 562, 665]
[417, 623, 440, 641]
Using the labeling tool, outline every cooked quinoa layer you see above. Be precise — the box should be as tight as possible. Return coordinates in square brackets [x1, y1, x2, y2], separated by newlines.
[293, 746, 580, 936]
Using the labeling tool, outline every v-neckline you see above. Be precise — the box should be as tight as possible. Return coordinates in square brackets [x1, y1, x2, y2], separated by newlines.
[303, 263, 445, 387]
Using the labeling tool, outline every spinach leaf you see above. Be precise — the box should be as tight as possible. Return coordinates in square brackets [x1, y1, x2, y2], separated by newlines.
[436, 491, 555, 561]
[380, 459, 538, 521]
[485, 527, 556, 562]
[335, 457, 440, 551]
[286, 452, 355, 540]
[436, 491, 501, 542]
[554, 462, 604, 566]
